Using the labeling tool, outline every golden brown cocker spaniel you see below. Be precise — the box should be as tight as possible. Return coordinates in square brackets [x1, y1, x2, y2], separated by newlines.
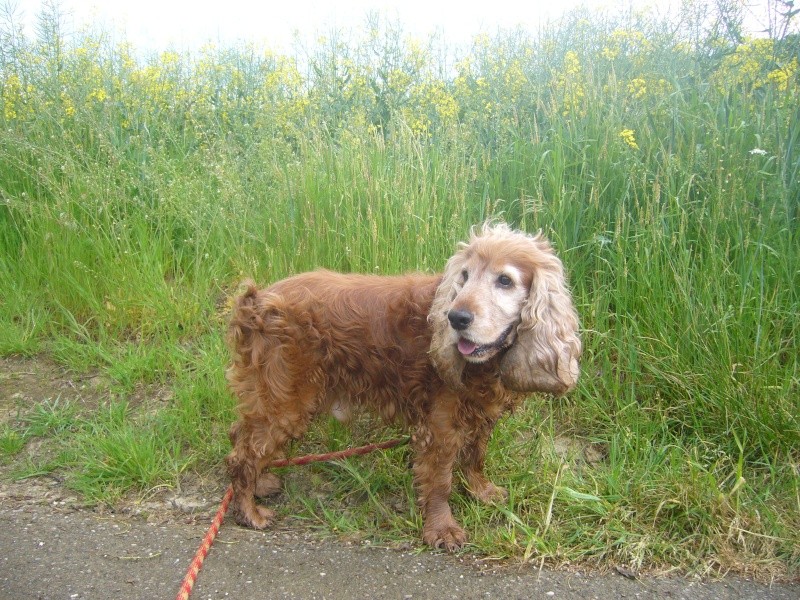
[225, 223, 581, 550]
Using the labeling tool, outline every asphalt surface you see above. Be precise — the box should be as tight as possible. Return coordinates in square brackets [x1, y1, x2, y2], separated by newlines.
[0, 502, 797, 600]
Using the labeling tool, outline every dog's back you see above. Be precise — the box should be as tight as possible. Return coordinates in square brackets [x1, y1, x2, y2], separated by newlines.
[227, 271, 442, 425]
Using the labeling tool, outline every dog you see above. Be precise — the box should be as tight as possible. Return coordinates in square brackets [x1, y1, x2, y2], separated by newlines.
[225, 223, 581, 550]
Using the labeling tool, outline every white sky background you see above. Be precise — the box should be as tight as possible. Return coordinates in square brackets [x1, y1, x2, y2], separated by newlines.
[18, 0, 778, 56]
[18, 0, 682, 54]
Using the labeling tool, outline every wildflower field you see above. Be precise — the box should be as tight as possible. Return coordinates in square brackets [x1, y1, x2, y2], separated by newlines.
[0, 1, 798, 576]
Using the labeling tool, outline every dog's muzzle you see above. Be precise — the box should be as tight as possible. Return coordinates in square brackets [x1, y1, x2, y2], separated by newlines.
[456, 323, 515, 358]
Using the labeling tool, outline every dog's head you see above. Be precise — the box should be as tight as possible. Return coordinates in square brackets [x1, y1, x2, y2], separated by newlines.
[429, 223, 581, 395]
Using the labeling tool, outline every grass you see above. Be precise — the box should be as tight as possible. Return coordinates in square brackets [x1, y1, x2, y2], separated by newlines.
[0, 0, 798, 577]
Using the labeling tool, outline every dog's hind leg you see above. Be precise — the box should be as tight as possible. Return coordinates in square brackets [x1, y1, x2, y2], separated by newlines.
[229, 417, 284, 499]
[255, 468, 283, 498]
[226, 417, 290, 528]
[226, 378, 321, 529]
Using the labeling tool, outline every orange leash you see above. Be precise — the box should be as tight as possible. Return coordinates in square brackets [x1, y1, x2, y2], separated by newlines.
[175, 485, 233, 600]
[174, 437, 409, 600]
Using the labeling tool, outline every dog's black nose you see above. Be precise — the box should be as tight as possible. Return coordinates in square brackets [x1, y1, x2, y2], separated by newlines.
[448, 309, 474, 331]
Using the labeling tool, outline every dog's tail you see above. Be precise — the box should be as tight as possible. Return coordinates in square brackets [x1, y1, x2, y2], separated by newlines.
[227, 279, 292, 367]
[227, 280, 267, 366]
[226, 281, 294, 410]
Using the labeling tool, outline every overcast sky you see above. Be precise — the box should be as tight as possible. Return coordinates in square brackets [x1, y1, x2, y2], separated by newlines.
[18, 0, 779, 58]
[19, 0, 683, 54]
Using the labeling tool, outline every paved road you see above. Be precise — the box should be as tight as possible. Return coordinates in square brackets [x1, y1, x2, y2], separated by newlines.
[0, 503, 797, 600]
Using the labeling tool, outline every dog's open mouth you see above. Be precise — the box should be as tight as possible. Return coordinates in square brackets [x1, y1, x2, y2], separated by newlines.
[457, 324, 514, 359]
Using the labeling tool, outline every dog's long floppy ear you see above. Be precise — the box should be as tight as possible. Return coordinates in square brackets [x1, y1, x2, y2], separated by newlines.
[428, 245, 468, 391]
[500, 236, 581, 396]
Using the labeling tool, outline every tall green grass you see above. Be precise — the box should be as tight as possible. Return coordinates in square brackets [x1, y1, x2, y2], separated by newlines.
[0, 1, 797, 575]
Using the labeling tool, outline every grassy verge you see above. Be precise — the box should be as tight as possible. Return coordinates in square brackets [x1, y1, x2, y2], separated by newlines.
[0, 1, 798, 576]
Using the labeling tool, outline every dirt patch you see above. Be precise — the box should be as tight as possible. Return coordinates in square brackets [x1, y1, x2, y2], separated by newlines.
[0, 355, 173, 426]
[0, 355, 198, 518]
[0, 356, 105, 425]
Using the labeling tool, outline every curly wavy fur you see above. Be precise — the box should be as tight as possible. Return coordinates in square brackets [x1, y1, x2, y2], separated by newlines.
[225, 223, 580, 550]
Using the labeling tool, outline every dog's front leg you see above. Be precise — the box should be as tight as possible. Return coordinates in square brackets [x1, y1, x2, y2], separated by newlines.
[460, 419, 509, 504]
[412, 399, 468, 551]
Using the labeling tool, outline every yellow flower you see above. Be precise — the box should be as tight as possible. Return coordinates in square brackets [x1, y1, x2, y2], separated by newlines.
[564, 51, 581, 75]
[88, 88, 107, 103]
[422, 81, 458, 123]
[767, 59, 798, 92]
[712, 38, 796, 94]
[61, 91, 76, 117]
[159, 51, 180, 68]
[553, 51, 586, 117]
[2, 73, 21, 120]
[619, 128, 639, 150]
[474, 33, 491, 48]
[503, 59, 526, 97]
[627, 78, 647, 99]
[388, 69, 412, 93]
[601, 46, 619, 61]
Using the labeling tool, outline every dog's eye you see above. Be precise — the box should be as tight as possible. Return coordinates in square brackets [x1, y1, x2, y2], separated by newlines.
[461, 269, 468, 282]
[497, 274, 513, 287]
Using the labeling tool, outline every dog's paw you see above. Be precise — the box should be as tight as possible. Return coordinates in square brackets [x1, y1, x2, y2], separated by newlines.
[255, 472, 282, 498]
[232, 503, 275, 529]
[423, 522, 467, 552]
[470, 481, 508, 504]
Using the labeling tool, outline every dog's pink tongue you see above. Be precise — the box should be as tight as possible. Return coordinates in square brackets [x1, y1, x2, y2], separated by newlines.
[458, 338, 478, 356]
